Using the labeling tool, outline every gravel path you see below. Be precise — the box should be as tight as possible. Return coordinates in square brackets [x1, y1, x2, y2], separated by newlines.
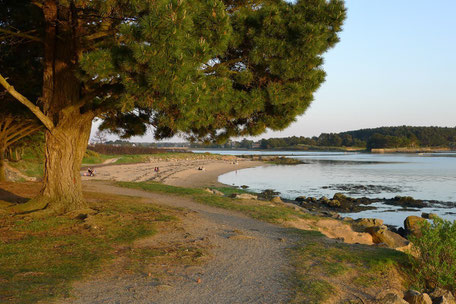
[60, 181, 295, 304]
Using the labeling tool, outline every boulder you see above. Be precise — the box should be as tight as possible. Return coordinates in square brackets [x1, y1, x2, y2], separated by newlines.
[404, 290, 432, 304]
[270, 196, 283, 204]
[430, 288, 456, 304]
[306, 197, 317, 203]
[404, 216, 427, 237]
[365, 225, 410, 249]
[232, 193, 257, 200]
[379, 293, 408, 304]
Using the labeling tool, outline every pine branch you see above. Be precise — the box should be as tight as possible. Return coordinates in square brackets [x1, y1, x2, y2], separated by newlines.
[7, 124, 42, 146]
[0, 74, 55, 131]
[0, 28, 43, 43]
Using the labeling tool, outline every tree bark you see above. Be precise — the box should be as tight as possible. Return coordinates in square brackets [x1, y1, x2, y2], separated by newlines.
[25, 0, 94, 213]
[0, 146, 6, 182]
[38, 112, 92, 213]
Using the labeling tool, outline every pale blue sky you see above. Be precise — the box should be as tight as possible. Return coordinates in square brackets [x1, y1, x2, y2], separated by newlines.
[261, 0, 456, 138]
[93, 0, 456, 142]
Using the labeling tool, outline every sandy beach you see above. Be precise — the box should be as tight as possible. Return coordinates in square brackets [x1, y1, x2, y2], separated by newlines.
[82, 156, 264, 188]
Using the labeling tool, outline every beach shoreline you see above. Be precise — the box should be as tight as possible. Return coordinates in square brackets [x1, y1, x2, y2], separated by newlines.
[81, 156, 264, 188]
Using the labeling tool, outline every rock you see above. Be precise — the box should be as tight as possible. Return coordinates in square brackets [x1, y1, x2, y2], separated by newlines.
[353, 218, 384, 231]
[379, 293, 408, 304]
[421, 212, 440, 220]
[333, 192, 348, 201]
[343, 217, 354, 222]
[270, 196, 283, 204]
[327, 199, 341, 208]
[295, 196, 307, 202]
[365, 225, 410, 249]
[211, 189, 225, 196]
[232, 193, 257, 200]
[359, 217, 384, 226]
[430, 288, 456, 304]
[204, 188, 225, 196]
[404, 216, 428, 237]
[404, 290, 432, 304]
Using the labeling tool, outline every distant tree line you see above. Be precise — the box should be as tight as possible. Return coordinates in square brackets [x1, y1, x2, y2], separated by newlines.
[191, 126, 456, 150]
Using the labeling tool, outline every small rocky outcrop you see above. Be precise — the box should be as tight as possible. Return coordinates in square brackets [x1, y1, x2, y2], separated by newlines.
[404, 290, 432, 304]
[404, 216, 427, 237]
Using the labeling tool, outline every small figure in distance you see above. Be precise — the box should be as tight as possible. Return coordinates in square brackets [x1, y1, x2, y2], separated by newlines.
[198, 166, 205, 171]
[87, 168, 95, 176]
[154, 167, 160, 173]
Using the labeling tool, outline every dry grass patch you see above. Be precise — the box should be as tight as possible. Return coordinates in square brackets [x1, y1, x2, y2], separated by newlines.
[0, 183, 207, 304]
[289, 229, 408, 304]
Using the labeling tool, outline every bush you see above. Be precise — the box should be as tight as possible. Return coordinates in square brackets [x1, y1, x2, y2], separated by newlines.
[407, 218, 456, 293]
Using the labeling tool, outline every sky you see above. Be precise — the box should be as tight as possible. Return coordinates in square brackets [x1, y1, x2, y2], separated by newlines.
[91, 0, 456, 142]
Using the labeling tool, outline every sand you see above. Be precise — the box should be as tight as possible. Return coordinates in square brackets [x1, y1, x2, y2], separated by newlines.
[81, 156, 264, 188]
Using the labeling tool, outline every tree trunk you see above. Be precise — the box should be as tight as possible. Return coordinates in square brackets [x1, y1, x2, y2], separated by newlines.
[38, 113, 92, 213]
[0, 147, 6, 182]
[18, 1, 94, 214]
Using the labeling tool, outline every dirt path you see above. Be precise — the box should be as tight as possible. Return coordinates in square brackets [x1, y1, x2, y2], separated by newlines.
[61, 181, 296, 304]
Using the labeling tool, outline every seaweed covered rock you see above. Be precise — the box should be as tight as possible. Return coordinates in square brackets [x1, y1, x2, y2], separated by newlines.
[404, 216, 427, 237]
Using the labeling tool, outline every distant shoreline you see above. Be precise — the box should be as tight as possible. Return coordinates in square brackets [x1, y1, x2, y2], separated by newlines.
[193, 147, 455, 154]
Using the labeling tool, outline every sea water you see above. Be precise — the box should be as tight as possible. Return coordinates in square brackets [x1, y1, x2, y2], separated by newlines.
[195, 150, 456, 226]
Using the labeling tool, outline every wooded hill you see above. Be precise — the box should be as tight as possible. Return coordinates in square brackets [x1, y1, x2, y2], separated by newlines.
[194, 126, 456, 150]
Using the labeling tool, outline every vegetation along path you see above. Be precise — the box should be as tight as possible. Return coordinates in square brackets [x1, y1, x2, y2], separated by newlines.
[62, 181, 295, 304]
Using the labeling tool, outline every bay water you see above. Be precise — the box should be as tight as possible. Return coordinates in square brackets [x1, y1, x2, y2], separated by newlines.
[196, 150, 456, 226]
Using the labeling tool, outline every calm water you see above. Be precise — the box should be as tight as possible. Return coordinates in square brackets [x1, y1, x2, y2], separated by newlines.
[195, 150, 456, 226]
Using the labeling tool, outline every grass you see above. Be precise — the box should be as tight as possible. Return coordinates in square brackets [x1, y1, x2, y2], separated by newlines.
[0, 191, 184, 304]
[116, 181, 311, 223]
[289, 229, 408, 303]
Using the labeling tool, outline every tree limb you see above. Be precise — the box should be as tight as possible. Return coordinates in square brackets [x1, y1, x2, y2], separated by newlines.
[0, 28, 43, 43]
[0, 74, 55, 131]
[7, 125, 42, 146]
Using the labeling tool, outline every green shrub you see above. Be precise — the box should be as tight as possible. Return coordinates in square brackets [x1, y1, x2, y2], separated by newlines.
[407, 218, 456, 293]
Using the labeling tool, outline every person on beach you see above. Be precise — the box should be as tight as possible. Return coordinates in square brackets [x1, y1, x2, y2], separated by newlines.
[87, 168, 95, 176]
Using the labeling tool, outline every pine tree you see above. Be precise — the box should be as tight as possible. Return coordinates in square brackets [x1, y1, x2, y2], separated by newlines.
[0, 0, 346, 213]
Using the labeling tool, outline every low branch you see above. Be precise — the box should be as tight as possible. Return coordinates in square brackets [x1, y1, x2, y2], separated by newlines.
[0, 74, 54, 131]
[7, 125, 42, 146]
[0, 28, 43, 43]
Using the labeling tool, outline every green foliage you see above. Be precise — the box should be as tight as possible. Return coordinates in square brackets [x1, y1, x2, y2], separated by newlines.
[76, 0, 346, 142]
[407, 218, 456, 293]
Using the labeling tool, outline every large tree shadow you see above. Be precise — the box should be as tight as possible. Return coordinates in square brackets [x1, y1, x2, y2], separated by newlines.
[0, 187, 30, 204]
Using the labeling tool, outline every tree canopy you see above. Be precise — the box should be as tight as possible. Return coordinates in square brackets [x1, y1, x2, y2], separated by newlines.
[0, 0, 346, 212]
